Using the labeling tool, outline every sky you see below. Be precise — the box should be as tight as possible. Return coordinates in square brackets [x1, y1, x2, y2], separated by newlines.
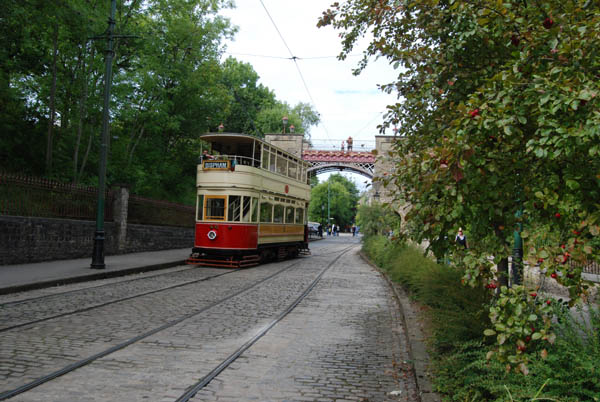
[219, 0, 400, 156]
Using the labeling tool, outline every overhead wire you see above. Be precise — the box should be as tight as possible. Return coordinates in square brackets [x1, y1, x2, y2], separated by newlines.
[225, 52, 361, 60]
[257, 0, 332, 140]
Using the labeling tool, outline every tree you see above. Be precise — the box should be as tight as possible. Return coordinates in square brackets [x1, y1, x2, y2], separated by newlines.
[356, 201, 401, 237]
[217, 57, 277, 134]
[308, 174, 358, 229]
[320, 0, 600, 372]
[255, 101, 320, 137]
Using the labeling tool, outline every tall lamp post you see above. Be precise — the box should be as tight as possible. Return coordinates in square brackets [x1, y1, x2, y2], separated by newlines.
[282, 116, 288, 133]
[91, 0, 117, 269]
[327, 180, 331, 229]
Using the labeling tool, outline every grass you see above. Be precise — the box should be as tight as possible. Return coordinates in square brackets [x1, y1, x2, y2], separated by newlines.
[362, 235, 600, 401]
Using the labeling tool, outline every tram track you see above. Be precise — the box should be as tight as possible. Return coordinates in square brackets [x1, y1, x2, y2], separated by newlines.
[1, 244, 333, 310]
[0, 251, 336, 334]
[0, 266, 200, 307]
[176, 244, 355, 401]
[0, 270, 236, 334]
[0, 245, 355, 401]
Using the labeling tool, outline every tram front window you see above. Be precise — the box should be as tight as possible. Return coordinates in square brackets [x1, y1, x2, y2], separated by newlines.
[205, 196, 226, 221]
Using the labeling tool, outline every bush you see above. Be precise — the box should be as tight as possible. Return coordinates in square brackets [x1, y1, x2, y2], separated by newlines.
[362, 235, 600, 401]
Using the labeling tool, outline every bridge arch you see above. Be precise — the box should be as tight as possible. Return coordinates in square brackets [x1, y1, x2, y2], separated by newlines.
[306, 162, 373, 179]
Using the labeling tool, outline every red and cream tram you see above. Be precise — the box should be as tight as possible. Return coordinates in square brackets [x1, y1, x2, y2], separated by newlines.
[187, 133, 311, 267]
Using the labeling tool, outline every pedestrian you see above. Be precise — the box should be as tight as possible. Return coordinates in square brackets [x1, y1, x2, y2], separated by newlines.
[455, 228, 468, 249]
[318, 224, 323, 237]
[202, 150, 214, 161]
[347, 136, 353, 151]
[341, 141, 345, 151]
[351, 225, 356, 237]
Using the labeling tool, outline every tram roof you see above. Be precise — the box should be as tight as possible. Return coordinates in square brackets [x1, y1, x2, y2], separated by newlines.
[200, 133, 304, 162]
[200, 133, 258, 147]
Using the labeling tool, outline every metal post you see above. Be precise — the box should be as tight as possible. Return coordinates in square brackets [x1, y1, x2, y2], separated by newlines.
[512, 209, 524, 285]
[327, 180, 330, 231]
[91, 0, 117, 269]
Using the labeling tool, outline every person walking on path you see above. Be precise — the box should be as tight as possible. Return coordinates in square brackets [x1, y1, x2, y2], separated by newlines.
[347, 136, 353, 151]
[455, 228, 468, 248]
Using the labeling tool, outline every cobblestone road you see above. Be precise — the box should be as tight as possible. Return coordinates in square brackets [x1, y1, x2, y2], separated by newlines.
[0, 237, 418, 401]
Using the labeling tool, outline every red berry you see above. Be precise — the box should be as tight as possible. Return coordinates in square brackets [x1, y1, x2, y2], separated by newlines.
[469, 109, 480, 118]
[538, 258, 544, 263]
[530, 292, 537, 298]
[546, 300, 552, 305]
[543, 18, 554, 29]
[551, 272, 557, 279]
[555, 213, 561, 218]
[573, 230, 580, 235]
[525, 336, 532, 342]
[561, 244, 566, 249]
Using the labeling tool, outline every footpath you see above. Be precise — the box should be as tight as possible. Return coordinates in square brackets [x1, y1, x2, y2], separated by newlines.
[0, 248, 190, 295]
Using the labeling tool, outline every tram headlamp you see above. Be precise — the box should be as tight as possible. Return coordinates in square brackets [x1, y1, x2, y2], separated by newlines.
[207, 230, 217, 240]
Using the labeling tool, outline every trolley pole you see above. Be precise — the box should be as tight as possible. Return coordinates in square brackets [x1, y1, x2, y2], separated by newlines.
[91, 0, 117, 269]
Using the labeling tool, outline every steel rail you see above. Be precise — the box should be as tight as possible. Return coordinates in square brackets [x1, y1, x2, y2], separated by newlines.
[0, 270, 235, 334]
[0, 266, 199, 307]
[0, 256, 312, 401]
[175, 244, 357, 401]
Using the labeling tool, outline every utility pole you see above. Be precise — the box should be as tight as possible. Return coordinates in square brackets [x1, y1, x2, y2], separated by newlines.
[91, 0, 117, 269]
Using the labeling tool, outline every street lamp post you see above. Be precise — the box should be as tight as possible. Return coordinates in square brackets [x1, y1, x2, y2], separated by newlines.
[327, 180, 330, 229]
[282, 116, 288, 133]
[91, 0, 117, 270]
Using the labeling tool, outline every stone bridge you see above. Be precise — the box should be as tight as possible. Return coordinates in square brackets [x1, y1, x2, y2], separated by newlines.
[264, 133, 396, 201]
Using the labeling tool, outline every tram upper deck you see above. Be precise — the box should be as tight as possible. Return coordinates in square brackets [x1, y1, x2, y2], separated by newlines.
[197, 133, 310, 199]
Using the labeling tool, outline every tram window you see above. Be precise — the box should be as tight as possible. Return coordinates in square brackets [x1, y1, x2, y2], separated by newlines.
[296, 208, 304, 224]
[273, 204, 284, 223]
[260, 202, 273, 223]
[205, 196, 226, 221]
[241, 196, 252, 222]
[196, 195, 204, 221]
[285, 206, 295, 223]
[228, 195, 241, 222]
[288, 161, 297, 180]
[276, 153, 287, 175]
[251, 197, 259, 222]
[262, 147, 269, 170]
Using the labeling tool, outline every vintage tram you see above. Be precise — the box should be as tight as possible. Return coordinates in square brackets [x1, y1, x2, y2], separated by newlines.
[187, 133, 311, 268]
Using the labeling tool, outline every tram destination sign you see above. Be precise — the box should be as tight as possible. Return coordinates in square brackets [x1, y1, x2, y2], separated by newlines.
[203, 160, 230, 170]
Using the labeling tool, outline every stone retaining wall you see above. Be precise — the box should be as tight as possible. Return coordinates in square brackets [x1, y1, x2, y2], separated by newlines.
[0, 216, 193, 265]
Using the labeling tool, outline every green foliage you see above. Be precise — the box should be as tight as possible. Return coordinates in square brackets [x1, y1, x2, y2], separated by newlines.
[254, 101, 320, 137]
[321, 0, 600, 368]
[355, 202, 401, 237]
[308, 174, 359, 229]
[366, 239, 491, 353]
[362, 235, 600, 400]
[485, 286, 555, 374]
